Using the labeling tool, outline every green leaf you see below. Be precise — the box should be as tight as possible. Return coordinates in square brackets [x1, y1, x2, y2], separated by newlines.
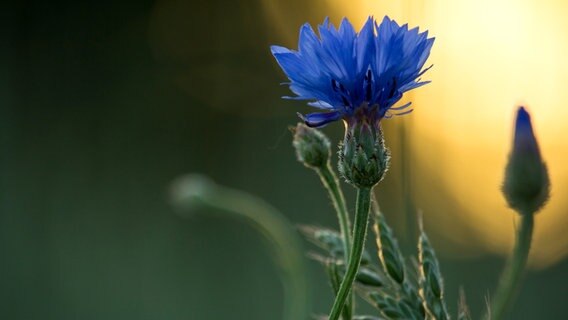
[418, 220, 450, 320]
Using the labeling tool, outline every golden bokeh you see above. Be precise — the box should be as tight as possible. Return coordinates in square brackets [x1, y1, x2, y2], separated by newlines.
[263, 0, 568, 268]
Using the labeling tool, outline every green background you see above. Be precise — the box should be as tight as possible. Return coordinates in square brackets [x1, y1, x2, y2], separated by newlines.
[1, 0, 566, 319]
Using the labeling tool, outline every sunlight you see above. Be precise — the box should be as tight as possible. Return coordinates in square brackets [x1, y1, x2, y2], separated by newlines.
[264, 0, 568, 267]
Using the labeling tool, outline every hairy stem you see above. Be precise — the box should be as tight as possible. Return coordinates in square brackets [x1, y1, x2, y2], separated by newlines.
[317, 164, 353, 258]
[489, 213, 534, 320]
[317, 164, 353, 320]
[328, 187, 372, 320]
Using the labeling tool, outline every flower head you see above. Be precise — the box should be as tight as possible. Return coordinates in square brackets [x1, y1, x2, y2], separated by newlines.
[271, 16, 434, 127]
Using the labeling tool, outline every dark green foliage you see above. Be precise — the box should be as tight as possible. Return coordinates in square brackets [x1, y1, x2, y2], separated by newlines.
[368, 292, 422, 320]
[372, 207, 406, 284]
[300, 226, 372, 265]
[418, 224, 450, 320]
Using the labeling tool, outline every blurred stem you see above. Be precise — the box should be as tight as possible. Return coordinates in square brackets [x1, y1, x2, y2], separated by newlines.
[171, 176, 310, 320]
[328, 187, 372, 320]
[316, 164, 353, 320]
[489, 213, 534, 320]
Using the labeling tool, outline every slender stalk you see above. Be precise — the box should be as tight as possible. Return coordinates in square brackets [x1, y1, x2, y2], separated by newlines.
[171, 175, 310, 320]
[316, 164, 353, 320]
[316, 164, 352, 258]
[328, 187, 372, 320]
[489, 213, 534, 320]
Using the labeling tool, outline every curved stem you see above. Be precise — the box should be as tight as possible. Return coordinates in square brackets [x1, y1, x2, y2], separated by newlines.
[489, 213, 534, 320]
[316, 164, 353, 320]
[171, 175, 310, 320]
[328, 187, 372, 320]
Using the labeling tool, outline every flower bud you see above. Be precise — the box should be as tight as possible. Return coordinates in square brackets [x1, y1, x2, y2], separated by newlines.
[338, 115, 390, 188]
[292, 123, 331, 169]
[502, 107, 550, 214]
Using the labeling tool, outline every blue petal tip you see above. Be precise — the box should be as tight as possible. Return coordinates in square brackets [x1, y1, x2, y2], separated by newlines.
[516, 106, 531, 128]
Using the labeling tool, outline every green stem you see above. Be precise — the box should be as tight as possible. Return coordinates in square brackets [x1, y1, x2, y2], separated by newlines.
[317, 164, 352, 259]
[489, 213, 534, 320]
[171, 175, 310, 320]
[328, 187, 372, 320]
[316, 164, 353, 320]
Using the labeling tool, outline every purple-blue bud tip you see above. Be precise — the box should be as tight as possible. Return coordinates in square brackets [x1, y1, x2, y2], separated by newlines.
[513, 106, 539, 157]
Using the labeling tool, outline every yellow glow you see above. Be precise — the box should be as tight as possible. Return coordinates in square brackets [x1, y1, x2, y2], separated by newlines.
[263, 0, 568, 267]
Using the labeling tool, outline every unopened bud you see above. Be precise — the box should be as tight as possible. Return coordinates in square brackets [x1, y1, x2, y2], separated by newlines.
[292, 123, 331, 169]
[502, 107, 550, 214]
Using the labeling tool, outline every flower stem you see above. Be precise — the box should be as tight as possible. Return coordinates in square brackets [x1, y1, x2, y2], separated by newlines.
[328, 186, 372, 320]
[171, 175, 310, 320]
[316, 164, 353, 320]
[317, 164, 352, 258]
[489, 213, 534, 320]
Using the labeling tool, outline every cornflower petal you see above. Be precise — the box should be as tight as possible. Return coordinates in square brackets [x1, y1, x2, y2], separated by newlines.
[271, 16, 434, 127]
[301, 111, 343, 128]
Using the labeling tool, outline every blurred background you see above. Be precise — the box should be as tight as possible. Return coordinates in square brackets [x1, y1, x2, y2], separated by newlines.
[2, 0, 568, 319]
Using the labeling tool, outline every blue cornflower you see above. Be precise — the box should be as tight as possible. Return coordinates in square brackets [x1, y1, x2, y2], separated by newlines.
[271, 16, 434, 127]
